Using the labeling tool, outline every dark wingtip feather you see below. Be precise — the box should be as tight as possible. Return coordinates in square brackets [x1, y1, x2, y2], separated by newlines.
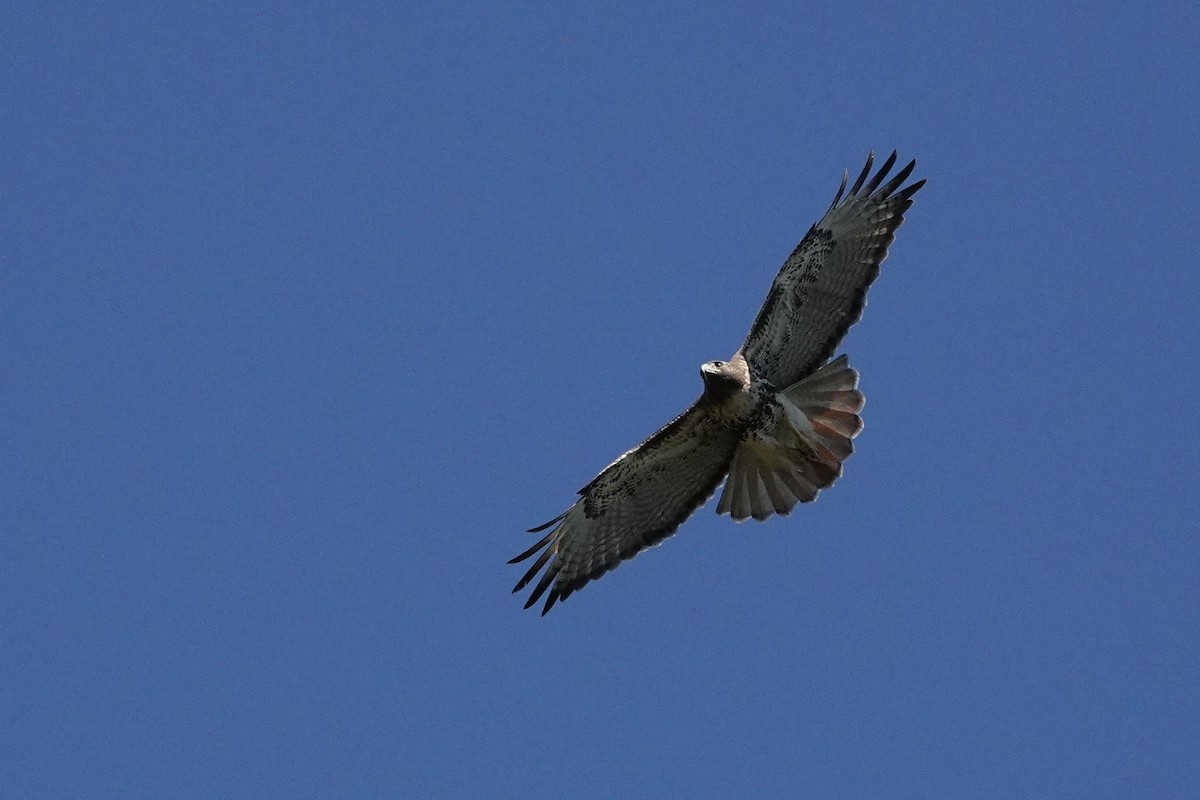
[508, 530, 556, 565]
[527, 512, 566, 533]
[828, 169, 849, 211]
[897, 177, 927, 202]
[877, 159, 916, 198]
[848, 152, 875, 197]
[513, 567, 535, 594]
[513, 510, 577, 614]
[512, 541, 557, 592]
[862, 151, 898, 196]
[523, 560, 559, 610]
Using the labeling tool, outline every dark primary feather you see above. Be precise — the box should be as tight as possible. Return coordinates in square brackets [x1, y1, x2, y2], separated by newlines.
[738, 152, 925, 388]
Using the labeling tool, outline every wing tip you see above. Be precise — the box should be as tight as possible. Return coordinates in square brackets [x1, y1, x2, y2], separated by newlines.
[840, 149, 921, 200]
[897, 176, 927, 203]
[862, 151, 898, 195]
[848, 151, 875, 196]
[527, 512, 566, 533]
[840, 151, 925, 206]
[511, 512, 577, 615]
[828, 169, 850, 211]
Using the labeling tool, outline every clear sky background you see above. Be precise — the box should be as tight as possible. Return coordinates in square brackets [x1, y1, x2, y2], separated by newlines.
[3, 2, 1198, 798]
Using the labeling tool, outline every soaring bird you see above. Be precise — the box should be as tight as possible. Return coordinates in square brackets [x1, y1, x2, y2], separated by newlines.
[511, 152, 925, 614]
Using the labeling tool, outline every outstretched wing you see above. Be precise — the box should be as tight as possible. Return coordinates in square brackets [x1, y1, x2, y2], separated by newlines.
[510, 401, 740, 615]
[738, 152, 925, 388]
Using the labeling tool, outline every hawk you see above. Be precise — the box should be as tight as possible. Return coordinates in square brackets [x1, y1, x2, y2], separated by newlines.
[511, 152, 925, 614]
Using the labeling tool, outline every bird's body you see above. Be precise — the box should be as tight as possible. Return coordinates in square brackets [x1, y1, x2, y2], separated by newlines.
[512, 152, 925, 614]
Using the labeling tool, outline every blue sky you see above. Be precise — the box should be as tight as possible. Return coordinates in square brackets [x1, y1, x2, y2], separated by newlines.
[3, 2, 1198, 797]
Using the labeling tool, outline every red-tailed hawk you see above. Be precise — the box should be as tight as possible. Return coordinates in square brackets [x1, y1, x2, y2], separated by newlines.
[512, 152, 925, 614]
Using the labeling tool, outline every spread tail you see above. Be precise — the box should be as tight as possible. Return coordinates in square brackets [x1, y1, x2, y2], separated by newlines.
[717, 355, 865, 521]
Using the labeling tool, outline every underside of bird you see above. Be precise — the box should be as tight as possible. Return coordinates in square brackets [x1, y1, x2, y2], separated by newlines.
[511, 151, 924, 614]
[716, 355, 864, 521]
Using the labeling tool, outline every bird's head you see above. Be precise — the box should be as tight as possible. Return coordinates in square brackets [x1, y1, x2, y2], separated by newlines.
[700, 357, 748, 400]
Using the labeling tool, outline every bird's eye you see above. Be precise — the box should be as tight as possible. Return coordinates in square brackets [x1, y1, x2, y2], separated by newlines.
[713, 361, 724, 367]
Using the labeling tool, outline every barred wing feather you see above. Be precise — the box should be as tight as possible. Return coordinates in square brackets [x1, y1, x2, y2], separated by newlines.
[738, 152, 925, 388]
[510, 402, 739, 615]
